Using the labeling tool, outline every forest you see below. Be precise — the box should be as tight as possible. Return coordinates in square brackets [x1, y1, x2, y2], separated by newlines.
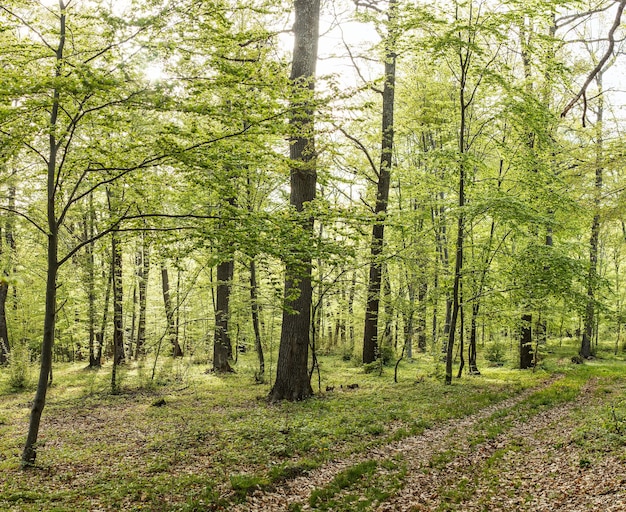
[1, 0, 626, 510]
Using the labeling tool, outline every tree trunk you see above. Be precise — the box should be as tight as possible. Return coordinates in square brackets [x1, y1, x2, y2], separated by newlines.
[84, 194, 99, 368]
[0, 279, 9, 365]
[347, 269, 357, 347]
[162, 266, 183, 358]
[402, 281, 415, 360]
[417, 279, 427, 352]
[111, 230, 124, 393]
[213, 259, 233, 372]
[362, 0, 397, 364]
[581, 73, 603, 359]
[468, 302, 481, 374]
[96, 267, 111, 364]
[269, 0, 320, 401]
[250, 259, 265, 379]
[0, 186, 15, 365]
[135, 239, 149, 359]
[520, 313, 533, 369]
[22, 5, 65, 465]
[445, 40, 469, 385]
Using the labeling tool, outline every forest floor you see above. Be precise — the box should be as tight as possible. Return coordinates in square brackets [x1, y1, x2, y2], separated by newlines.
[0, 342, 625, 511]
[236, 367, 626, 511]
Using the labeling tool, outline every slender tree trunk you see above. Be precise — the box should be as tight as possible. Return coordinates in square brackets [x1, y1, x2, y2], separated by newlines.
[269, 0, 320, 401]
[22, 5, 66, 466]
[162, 266, 183, 358]
[0, 231, 9, 365]
[96, 267, 111, 364]
[213, 259, 233, 372]
[129, 260, 138, 359]
[432, 195, 452, 354]
[520, 313, 533, 369]
[135, 239, 149, 359]
[457, 292, 465, 378]
[445, 29, 469, 384]
[0, 278, 8, 365]
[581, 73, 604, 359]
[250, 259, 265, 379]
[347, 269, 357, 347]
[84, 194, 99, 368]
[402, 281, 415, 360]
[363, 0, 397, 364]
[111, 230, 124, 393]
[468, 302, 481, 374]
[417, 279, 427, 352]
[0, 186, 15, 365]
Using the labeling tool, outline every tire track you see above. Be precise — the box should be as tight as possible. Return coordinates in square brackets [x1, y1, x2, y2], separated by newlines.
[230, 375, 565, 511]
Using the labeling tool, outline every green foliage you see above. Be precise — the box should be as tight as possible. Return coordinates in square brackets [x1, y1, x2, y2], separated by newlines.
[6, 342, 31, 391]
[309, 460, 378, 509]
[484, 341, 507, 365]
[230, 473, 271, 500]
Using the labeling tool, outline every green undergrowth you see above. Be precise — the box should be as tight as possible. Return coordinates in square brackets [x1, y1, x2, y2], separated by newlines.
[306, 458, 408, 511]
[0, 344, 619, 511]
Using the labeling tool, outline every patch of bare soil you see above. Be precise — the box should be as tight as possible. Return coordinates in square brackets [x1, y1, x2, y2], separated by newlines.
[232, 376, 578, 511]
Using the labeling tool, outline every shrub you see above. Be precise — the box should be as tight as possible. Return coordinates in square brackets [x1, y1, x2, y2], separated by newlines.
[7, 342, 32, 390]
[485, 341, 507, 365]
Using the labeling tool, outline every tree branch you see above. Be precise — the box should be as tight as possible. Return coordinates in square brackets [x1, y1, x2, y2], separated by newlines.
[561, 0, 626, 122]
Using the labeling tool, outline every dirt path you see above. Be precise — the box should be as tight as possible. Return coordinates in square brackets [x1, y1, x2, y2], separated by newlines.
[376, 376, 626, 511]
[232, 375, 611, 511]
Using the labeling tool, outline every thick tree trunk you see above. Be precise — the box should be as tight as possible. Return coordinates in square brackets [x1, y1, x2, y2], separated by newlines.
[213, 260, 233, 372]
[269, 0, 320, 401]
[363, 0, 397, 364]
[162, 266, 183, 358]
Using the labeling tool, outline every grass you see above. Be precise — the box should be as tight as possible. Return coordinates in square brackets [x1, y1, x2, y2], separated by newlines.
[0, 339, 622, 511]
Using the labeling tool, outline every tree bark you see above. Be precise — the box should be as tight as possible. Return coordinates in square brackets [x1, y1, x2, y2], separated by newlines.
[0, 186, 15, 365]
[22, 2, 66, 467]
[250, 259, 265, 379]
[162, 266, 183, 358]
[111, 229, 124, 393]
[85, 194, 99, 368]
[96, 267, 111, 364]
[135, 239, 149, 359]
[269, 0, 320, 401]
[520, 313, 534, 369]
[417, 279, 427, 352]
[213, 259, 233, 372]
[581, 73, 603, 359]
[363, 0, 397, 364]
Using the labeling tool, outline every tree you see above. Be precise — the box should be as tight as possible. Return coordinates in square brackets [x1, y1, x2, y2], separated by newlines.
[269, 0, 321, 402]
[362, 0, 399, 364]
